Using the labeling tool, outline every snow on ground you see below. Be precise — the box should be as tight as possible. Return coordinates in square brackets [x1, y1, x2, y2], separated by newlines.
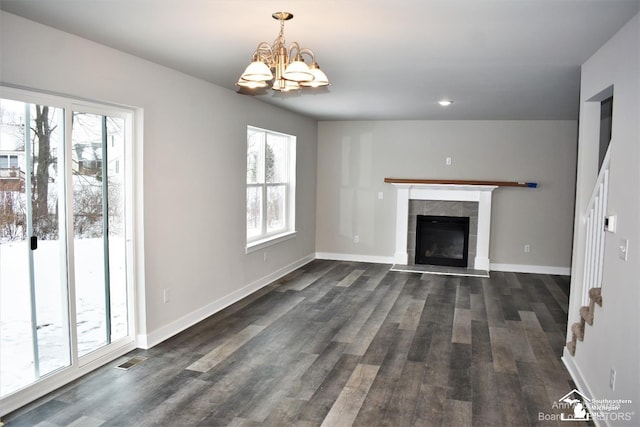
[0, 238, 128, 397]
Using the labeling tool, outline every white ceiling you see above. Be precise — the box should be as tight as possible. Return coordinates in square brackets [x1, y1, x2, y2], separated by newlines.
[1, 0, 638, 121]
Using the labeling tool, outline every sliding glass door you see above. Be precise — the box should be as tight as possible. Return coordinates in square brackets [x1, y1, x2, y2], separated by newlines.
[0, 90, 135, 405]
[0, 99, 70, 396]
[71, 110, 129, 357]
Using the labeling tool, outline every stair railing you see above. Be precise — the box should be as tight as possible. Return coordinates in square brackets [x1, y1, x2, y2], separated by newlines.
[581, 146, 611, 306]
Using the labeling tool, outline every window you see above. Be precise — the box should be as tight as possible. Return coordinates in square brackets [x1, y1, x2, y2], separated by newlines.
[246, 126, 296, 250]
[0, 154, 19, 169]
[599, 95, 613, 172]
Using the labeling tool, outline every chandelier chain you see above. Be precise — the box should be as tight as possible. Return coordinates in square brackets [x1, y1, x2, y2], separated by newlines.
[277, 18, 286, 48]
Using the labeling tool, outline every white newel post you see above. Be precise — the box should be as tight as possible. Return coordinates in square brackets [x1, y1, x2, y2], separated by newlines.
[391, 183, 497, 271]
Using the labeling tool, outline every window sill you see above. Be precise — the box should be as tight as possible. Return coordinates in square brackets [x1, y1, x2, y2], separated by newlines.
[246, 231, 297, 254]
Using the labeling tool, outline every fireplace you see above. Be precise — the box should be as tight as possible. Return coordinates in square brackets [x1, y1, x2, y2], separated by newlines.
[415, 215, 470, 267]
[388, 182, 497, 271]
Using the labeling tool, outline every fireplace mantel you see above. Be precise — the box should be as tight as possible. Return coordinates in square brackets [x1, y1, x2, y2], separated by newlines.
[389, 182, 497, 270]
[384, 177, 537, 188]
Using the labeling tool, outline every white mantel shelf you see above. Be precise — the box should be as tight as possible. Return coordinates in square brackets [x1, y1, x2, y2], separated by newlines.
[383, 178, 537, 188]
[389, 181, 498, 271]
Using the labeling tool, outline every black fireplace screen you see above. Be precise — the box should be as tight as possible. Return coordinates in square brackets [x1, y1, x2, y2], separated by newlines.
[415, 215, 470, 267]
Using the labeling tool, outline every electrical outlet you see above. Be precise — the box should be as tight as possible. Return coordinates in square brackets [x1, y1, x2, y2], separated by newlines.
[163, 288, 170, 304]
[524, 244, 531, 253]
[610, 368, 616, 390]
[446, 156, 452, 166]
[353, 235, 360, 244]
[378, 192, 384, 200]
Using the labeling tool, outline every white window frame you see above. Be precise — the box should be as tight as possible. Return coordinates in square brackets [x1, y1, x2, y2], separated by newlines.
[246, 126, 296, 253]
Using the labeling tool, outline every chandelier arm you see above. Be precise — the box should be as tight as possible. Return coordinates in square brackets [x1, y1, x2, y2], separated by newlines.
[253, 42, 274, 63]
[298, 47, 316, 63]
[288, 42, 303, 61]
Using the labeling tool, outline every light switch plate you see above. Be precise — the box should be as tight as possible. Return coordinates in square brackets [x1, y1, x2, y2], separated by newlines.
[619, 238, 629, 261]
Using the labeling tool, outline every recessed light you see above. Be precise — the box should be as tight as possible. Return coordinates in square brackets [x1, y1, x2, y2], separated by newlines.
[438, 100, 453, 107]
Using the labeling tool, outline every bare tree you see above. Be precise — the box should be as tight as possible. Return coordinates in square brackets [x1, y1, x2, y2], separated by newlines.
[0, 105, 123, 241]
[31, 105, 58, 239]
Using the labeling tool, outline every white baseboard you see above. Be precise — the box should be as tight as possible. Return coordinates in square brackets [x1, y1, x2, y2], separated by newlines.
[562, 349, 594, 399]
[315, 252, 394, 264]
[562, 349, 606, 427]
[491, 263, 571, 276]
[137, 253, 315, 349]
[314, 253, 570, 276]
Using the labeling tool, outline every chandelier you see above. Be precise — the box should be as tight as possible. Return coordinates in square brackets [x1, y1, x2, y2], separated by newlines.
[236, 12, 330, 92]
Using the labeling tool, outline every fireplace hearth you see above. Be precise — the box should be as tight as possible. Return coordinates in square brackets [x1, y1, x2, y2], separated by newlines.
[415, 215, 470, 267]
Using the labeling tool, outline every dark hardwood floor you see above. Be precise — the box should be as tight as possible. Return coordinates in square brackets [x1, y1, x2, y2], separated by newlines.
[4, 260, 588, 426]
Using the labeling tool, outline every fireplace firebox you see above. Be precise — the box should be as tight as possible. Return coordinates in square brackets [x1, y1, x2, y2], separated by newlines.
[415, 215, 470, 267]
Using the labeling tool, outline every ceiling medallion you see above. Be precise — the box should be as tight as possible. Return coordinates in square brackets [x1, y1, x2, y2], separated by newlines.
[237, 12, 330, 92]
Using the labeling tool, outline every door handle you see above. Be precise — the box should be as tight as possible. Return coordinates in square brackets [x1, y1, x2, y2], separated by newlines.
[30, 235, 38, 250]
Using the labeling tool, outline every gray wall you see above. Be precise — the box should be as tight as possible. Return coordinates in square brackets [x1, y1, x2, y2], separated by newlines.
[0, 11, 318, 346]
[316, 120, 577, 272]
[567, 13, 639, 418]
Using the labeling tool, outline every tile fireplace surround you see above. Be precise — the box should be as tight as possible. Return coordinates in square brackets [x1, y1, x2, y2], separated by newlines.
[390, 183, 497, 271]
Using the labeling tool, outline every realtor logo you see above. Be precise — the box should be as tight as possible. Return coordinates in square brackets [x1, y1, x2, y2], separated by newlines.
[555, 389, 591, 421]
[541, 388, 634, 423]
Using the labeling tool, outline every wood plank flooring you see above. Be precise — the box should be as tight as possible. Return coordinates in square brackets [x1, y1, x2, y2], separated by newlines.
[4, 260, 588, 427]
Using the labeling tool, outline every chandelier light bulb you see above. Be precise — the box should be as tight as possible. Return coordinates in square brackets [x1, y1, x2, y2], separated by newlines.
[300, 63, 329, 87]
[271, 79, 300, 92]
[236, 78, 268, 89]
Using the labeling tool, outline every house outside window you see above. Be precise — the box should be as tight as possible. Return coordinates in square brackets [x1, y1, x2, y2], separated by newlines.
[0, 154, 19, 169]
[0, 153, 22, 183]
[246, 126, 296, 251]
